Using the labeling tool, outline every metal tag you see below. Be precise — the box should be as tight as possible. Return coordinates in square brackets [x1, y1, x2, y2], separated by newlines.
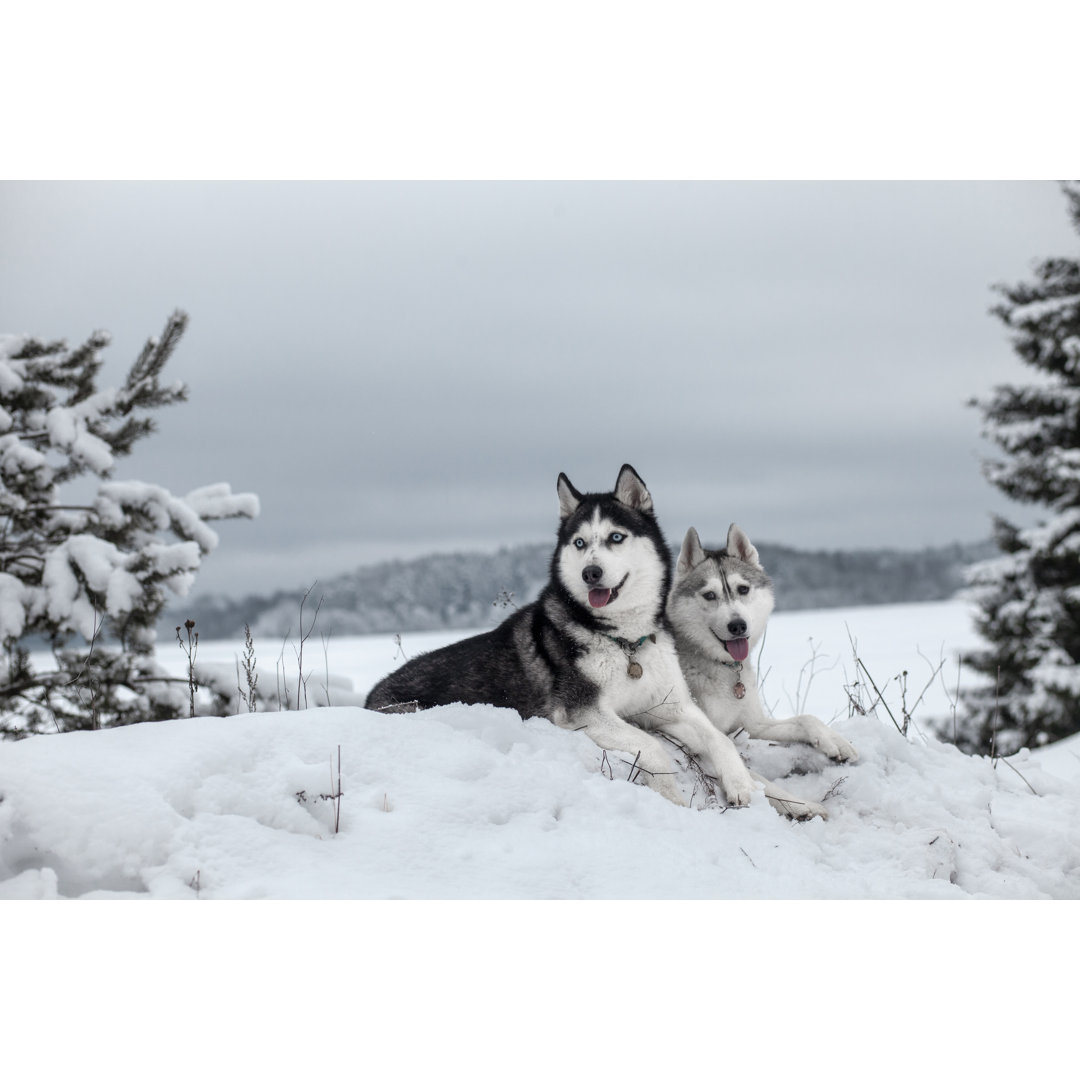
[627, 661, 643, 679]
[733, 681, 746, 699]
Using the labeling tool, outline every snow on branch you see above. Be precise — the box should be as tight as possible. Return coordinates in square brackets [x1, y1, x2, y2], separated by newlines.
[95, 480, 259, 554]
[183, 483, 261, 524]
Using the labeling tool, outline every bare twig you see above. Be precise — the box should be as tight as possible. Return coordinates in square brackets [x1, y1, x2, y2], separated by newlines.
[628, 687, 679, 725]
[821, 776, 847, 802]
[993, 752, 1039, 796]
[295, 583, 323, 710]
[656, 730, 720, 807]
[176, 619, 198, 718]
[605, 748, 678, 786]
[990, 665, 1001, 760]
[320, 630, 332, 708]
[333, 744, 342, 833]
[276, 637, 291, 710]
[906, 648, 947, 732]
[985, 666, 1038, 795]
[785, 636, 839, 716]
[856, 656, 902, 735]
[600, 749, 613, 780]
[952, 656, 962, 745]
[844, 687, 868, 717]
[60, 605, 104, 730]
[317, 745, 344, 833]
[240, 623, 258, 712]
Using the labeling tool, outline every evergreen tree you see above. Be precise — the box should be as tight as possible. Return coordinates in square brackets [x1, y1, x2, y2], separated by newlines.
[0, 312, 258, 736]
[959, 181, 1080, 755]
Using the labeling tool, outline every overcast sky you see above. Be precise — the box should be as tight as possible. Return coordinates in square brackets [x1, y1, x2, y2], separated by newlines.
[0, 181, 1074, 598]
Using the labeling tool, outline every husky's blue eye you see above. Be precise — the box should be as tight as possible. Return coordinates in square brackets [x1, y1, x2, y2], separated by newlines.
[703, 590, 717, 601]
[574, 538, 586, 550]
[610, 532, 625, 544]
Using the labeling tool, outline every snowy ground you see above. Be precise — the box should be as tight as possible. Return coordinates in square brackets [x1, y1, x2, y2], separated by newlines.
[2, 598, 1078, 901]
[5, 598, 1075, 1076]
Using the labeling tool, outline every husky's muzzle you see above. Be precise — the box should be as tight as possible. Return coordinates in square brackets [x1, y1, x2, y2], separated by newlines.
[711, 623, 750, 661]
[582, 567, 629, 608]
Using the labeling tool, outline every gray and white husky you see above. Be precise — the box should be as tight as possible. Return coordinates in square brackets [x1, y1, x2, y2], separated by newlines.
[668, 523, 858, 818]
[365, 465, 759, 808]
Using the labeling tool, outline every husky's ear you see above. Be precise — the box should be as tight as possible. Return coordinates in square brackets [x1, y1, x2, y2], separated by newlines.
[676, 527, 706, 576]
[557, 472, 583, 520]
[725, 523, 761, 567]
[614, 464, 653, 514]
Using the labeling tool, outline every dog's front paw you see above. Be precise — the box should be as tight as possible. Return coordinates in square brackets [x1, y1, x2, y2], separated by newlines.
[801, 718, 858, 762]
[821, 732, 858, 763]
[648, 773, 690, 807]
[721, 772, 755, 808]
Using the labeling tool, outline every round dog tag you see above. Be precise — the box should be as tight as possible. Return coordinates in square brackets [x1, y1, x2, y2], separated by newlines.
[627, 661, 643, 679]
[733, 681, 746, 699]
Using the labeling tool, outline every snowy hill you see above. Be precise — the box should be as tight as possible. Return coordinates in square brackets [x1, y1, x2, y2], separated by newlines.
[3, 702, 1077, 901]
[2, 599, 1077, 900]
[165, 539, 992, 641]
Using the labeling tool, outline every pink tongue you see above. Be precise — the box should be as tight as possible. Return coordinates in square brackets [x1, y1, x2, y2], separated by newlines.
[588, 588, 612, 608]
[725, 638, 750, 661]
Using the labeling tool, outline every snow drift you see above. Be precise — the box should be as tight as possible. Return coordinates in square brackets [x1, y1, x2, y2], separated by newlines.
[2, 694, 1077, 900]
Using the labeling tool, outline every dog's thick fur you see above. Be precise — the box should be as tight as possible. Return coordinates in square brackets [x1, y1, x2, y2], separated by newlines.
[365, 466, 758, 807]
[668, 524, 858, 818]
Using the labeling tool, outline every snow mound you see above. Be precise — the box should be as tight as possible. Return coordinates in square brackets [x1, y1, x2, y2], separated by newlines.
[2, 702, 1077, 899]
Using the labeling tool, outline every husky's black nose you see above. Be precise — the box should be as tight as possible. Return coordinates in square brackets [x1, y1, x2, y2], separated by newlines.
[582, 565, 604, 586]
[727, 617, 747, 637]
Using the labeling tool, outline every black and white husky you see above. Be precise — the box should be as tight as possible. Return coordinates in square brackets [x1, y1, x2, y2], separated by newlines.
[365, 465, 758, 808]
[668, 524, 858, 817]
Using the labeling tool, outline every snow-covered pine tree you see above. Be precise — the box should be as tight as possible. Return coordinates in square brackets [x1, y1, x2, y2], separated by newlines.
[959, 181, 1080, 755]
[0, 311, 258, 736]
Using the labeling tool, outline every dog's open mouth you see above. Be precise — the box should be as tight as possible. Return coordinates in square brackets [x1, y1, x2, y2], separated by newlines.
[724, 637, 750, 661]
[711, 628, 750, 661]
[588, 574, 629, 608]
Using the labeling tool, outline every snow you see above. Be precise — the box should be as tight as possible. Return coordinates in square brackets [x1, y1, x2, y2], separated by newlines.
[5, 597, 1074, 1075]
[0, 348, 26, 395]
[45, 405, 114, 472]
[0, 572, 27, 640]
[3, 598, 1077, 902]
[183, 481, 261, 527]
[0, 434, 49, 482]
[96, 480, 224, 552]
[1007, 291, 1079, 326]
[5, 700, 1078, 902]
[42, 534, 142, 623]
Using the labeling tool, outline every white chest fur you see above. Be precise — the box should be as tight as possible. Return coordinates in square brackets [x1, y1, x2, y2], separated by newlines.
[578, 631, 694, 722]
[680, 653, 760, 735]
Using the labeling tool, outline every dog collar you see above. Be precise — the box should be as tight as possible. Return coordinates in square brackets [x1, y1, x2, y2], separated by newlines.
[719, 658, 748, 700]
[605, 632, 655, 650]
[603, 632, 656, 680]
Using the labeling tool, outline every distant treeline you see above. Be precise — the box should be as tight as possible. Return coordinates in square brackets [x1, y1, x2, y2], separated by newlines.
[166, 538, 995, 644]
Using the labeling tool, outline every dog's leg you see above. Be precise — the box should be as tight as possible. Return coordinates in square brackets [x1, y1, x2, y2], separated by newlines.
[567, 709, 689, 806]
[718, 675, 858, 762]
[740, 713, 858, 762]
[647, 707, 757, 808]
